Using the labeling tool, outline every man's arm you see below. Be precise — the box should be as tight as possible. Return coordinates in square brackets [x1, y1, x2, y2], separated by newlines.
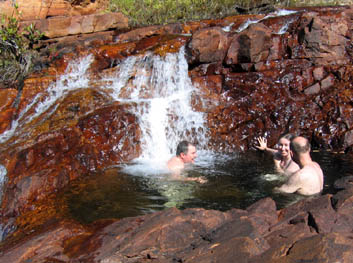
[274, 172, 302, 194]
[169, 172, 207, 184]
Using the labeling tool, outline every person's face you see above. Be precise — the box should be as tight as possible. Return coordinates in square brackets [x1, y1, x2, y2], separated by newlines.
[278, 138, 291, 157]
[181, 145, 197, 164]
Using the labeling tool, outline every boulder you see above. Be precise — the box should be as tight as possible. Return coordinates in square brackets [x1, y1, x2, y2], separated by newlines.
[1, 194, 353, 262]
[19, 12, 129, 39]
[226, 23, 272, 64]
[0, 0, 108, 20]
[300, 11, 351, 65]
[189, 27, 231, 63]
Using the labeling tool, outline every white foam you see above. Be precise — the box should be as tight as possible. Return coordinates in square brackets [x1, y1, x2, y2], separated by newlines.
[102, 47, 208, 171]
[236, 9, 298, 33]
[0, 165, 7, 204]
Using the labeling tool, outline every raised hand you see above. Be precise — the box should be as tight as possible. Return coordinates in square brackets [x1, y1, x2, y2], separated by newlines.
[255, 136, 267, 151]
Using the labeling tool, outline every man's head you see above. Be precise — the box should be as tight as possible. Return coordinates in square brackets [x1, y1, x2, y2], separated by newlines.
[290, 136, 311, 164]
[176, 141, 197, 164]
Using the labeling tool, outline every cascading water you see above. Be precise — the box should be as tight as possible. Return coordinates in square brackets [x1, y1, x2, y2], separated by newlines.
[225, 9, 298, 34]
[0, 55, 95, 215]
[0, 47, 209, 174]
[105, 47, 209, 173]
[0, 55, 94, 145]
[0, 165, 7, 204]
[0, 11, 350, 230]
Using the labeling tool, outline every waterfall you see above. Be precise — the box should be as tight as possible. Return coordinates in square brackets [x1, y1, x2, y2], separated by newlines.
[0, 47, 208, 173]
[103, 47, 208, 172]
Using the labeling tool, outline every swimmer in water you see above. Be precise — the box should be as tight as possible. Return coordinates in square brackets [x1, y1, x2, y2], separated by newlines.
[256, 133, 299, 176]
[275, 136, 324, 195]
[167, 140, 207, 183]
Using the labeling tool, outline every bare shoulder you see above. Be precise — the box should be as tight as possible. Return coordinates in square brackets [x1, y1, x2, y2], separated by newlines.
[167, 157, 183, 171]
[281, 160, 300, 176]
[313, 162, 323, 173]
[167, 156, 177, 166]
[304, 162, 323, 175]
[296, 162, 323, 194]
[287, 169, 303, 182]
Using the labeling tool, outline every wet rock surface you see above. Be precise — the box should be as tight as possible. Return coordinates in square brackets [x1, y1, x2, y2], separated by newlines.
[188, 6, 353, 153]
[2, 194, 353, 262]
[0, 5, 352, 263]
[1, 103, 140, 219]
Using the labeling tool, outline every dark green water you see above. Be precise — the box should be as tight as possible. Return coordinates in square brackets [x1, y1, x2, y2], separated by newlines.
[63, 151, 353, 224]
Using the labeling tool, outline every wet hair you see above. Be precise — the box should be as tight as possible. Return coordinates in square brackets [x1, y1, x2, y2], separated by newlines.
[176, 141, 191, 156]
[290, 136, 311, 154]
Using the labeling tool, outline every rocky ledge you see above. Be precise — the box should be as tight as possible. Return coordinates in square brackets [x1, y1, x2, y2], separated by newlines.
[1, 176, 353, 262]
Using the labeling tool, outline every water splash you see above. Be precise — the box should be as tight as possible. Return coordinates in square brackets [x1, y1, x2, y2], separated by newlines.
[103, 47, 208, 172]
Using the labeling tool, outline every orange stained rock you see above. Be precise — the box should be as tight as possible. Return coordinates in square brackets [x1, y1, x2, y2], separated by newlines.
[0, 89, 17, 134]
[154, 35, 189, 57]
[0, 192, 69, 251]
[134, 34, 189, 56]
[0, 89, 17, 112]
[95, 42, 137, 59]
[0, 108, 16, 134]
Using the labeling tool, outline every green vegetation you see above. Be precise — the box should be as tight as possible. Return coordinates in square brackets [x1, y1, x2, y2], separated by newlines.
[285, 0, 343, 6]
[108, 0, 347, 27]
[109, 0, 283, 27]
[0, 4, 43, 88]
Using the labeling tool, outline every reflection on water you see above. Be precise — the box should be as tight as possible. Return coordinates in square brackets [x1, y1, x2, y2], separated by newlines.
[150, 180, 195, 208]
[262, 173, 287, 182]
[63, 151, 353, 224]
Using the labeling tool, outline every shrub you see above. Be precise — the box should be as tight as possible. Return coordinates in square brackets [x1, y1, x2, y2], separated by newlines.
[0, 4, 43, 89]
